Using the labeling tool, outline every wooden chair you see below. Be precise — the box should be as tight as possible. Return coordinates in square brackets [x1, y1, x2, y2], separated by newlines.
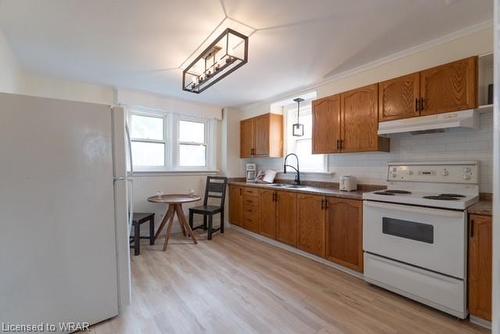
[189, 176, 228, 240]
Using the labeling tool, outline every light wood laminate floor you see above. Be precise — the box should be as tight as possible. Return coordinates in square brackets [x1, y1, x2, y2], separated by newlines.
[91, 229, 488, 334]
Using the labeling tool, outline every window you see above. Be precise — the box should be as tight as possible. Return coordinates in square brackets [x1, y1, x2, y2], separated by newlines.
[130, 114, 165, 167]
[177, 119, 207, 167]
[286, 102, 327, 173]
[128, 109, 215, 172]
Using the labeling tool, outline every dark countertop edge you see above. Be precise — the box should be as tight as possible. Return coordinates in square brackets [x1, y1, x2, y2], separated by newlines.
[468, 200, 493, 216]
[228, 181, 378, 200]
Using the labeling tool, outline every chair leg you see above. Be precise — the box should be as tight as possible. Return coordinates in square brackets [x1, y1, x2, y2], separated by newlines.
[149, 217, 155, 245]
[189, 210, 194, 230]
[134, 222, 140, 256]
[203, 215, 208, 230]
[220, 211, 224, 234]
[208, 215, 213, 240]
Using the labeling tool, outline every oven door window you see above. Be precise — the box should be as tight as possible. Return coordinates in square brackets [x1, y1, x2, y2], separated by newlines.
[382, 217, 434, 244]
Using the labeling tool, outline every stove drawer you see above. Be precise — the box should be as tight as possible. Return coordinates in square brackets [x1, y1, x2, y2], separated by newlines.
[364, 253, 466, 318]
[363, 201, 466, 278]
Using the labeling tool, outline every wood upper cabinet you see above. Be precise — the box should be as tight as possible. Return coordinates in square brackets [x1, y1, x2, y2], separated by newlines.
[341, 84, 389, 153]
[379, 73, 420, 122]
[259, 189, 277, 239]
[468, 214, 492, 321]
[325, 197, 363, 272]
[240, 119, 254, 158]
[240, 113, 283, 158]
[242, 188, 260, 233]
[276, 191, 297, 247]
[297, 194, 325, 257]
[420, 56, 478, 116]
[312, 95, 341, 154]
[229, 185, 242, 227]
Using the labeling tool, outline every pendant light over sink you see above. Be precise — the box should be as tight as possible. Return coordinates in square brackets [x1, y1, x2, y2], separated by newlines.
[292, 97, 305, 137]
[182, 28, 248, 93]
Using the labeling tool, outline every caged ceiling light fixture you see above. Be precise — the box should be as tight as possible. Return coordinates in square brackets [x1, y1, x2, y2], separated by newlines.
[182, 28, 248, 93]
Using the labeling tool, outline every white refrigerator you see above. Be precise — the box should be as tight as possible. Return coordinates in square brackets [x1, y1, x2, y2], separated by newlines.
[0, 93, 132, 332]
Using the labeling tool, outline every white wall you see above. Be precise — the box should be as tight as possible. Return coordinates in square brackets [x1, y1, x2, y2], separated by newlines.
[492, 1, 499, 332]
[0, 28, 20, 93]
[238, 25, 494, 192]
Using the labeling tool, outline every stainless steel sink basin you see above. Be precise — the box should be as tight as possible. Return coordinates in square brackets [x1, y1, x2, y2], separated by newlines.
[269, 183, 307, 189]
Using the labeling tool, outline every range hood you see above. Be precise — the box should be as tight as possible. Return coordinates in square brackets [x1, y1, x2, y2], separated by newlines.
[378, 109, 479, 135]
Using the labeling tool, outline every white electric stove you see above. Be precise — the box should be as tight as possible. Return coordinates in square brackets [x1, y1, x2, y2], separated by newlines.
[362, 161, 479, 319]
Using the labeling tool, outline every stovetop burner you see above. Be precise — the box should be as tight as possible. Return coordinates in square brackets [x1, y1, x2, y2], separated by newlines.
[422, 195, 461, 201]
[385, 190, 412, 194]
[438, 193, 465, 198]
[374, 191, 395, 196]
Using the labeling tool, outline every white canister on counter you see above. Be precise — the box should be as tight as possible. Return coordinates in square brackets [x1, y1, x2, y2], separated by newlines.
[339, 175, 357, 191]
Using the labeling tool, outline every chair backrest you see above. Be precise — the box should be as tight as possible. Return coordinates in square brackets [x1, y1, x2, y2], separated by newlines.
[204, 176, 228, 208]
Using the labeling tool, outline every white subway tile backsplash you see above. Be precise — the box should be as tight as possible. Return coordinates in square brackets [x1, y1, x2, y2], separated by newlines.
[246, 113, 493, 192]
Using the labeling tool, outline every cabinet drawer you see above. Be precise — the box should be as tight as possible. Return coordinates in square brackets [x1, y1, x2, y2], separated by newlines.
[242, 188, 260, 196]
[243, 196, 259, 206]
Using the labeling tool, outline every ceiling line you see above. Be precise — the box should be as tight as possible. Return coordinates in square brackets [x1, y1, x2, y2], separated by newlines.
[218, 0, 228, 18]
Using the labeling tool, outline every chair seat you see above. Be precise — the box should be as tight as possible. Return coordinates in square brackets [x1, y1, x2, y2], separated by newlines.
[189, 205, 222, 214]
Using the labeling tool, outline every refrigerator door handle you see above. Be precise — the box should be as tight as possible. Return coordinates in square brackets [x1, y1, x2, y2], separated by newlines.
[125, 122, 134, 175]
[127, 178, 134, 231]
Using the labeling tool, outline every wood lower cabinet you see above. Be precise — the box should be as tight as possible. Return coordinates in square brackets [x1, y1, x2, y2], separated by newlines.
[420, 56, 477, 116]
[379, 73, 420, 122]
[325, 197, 363, 272]
[259, 189, 277, 239]
[276, 191, 297, 247]
[468, 214, 492, 321]
[297, 194, 325, 257]
[229, 185, 364, 273]
[242, 188, 260, 233]
[240, 113, 283, 158]
[341, 84, 389, 153]
[312, 95, 341, 154]
[229, 185, 242, 227]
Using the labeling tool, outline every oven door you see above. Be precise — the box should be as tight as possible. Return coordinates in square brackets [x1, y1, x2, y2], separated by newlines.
[363, 201, 466, 279]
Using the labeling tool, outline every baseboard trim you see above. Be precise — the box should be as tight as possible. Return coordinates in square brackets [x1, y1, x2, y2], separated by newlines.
[229, 225, 364, 280]
[469, 315, 491, 329]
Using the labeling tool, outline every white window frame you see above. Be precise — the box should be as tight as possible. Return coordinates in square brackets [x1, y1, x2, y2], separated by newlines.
[128, 108, 216, 173]
[285, 103, 328, 173]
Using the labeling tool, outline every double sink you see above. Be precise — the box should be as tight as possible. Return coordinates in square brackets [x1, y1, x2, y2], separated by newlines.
[269, 183, 307, 189]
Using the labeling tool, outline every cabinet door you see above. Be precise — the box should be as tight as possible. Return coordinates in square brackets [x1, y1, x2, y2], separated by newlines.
[276, 191, 297, 247]
[254, 115, 269, 156]
[312, 95, 341, 154]
[420, 57, 478, 116]
[229, 185, 242, 226]
[259, 190, 276, 239]
[468, 214, 492, 321]
[325, 198, 363, 272]
[297, 194, 325, 257]
[242, 188, 260, 233]
[341, 84, 384, 153]
[240, 118, 254, 158]
[379, 73, 420, 122]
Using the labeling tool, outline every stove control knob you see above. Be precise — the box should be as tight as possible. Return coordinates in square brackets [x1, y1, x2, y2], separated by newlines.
[441, 169, 449, 177]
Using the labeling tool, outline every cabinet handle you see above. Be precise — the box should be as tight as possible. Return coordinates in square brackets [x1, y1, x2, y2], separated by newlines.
[470, 220, 474, 238]
[415, 98, 419, 112]
[320, 199, 324, 210]
[324, 200, 328, 209]
[420, 98, 424, 111]
[340, 140, 343, 150]
[336, 139, 340, 151]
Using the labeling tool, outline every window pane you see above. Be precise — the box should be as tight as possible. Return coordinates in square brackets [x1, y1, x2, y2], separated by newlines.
[296, 139, 325, 172]
[179, 144, 206, 167]
[131, 142, 164, 166]
[179, 121, 205, 143]
[130, 115, 164, 140]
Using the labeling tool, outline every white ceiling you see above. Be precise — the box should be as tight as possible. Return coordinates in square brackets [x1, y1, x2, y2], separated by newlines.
[0, 0, 493, 107]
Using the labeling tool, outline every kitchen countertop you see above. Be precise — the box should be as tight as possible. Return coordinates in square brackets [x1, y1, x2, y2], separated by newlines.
[228, 181, 378, 200]
[468, 200, 492, 216]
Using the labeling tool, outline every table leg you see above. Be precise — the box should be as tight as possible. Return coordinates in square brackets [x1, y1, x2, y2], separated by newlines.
[162, 205, 176, 251]
[175, 204, 198, 244]
[154, 205, 174, 241]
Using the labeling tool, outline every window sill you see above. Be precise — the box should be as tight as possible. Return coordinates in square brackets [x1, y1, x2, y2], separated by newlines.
[131, 170, 220, 177]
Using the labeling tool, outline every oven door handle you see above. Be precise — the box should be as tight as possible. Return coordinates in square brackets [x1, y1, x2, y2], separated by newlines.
[363, 200, 464, 218]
